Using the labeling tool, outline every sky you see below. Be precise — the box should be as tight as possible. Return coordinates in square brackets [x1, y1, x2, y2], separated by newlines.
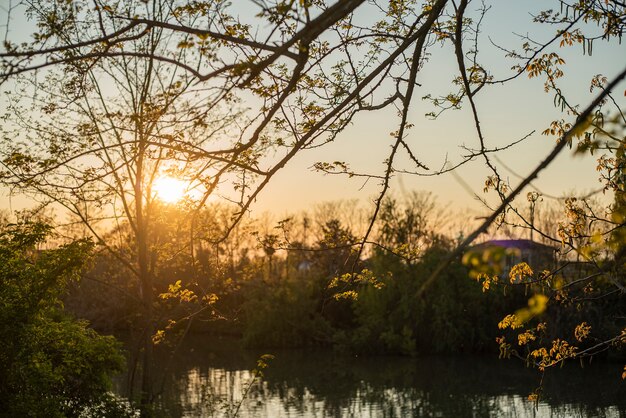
[1, 0, 625, 231]
[251, 0, 626, 218]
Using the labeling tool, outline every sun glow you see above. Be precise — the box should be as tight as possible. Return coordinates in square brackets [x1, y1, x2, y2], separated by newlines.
[153, 177, 188, 203]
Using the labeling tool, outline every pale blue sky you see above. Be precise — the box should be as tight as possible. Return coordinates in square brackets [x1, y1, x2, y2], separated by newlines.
[253, 1, 626, 217]
[1, 1, 625, 224]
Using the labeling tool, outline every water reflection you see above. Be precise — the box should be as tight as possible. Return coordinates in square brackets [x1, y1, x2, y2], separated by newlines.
[114, 335, 626, 417]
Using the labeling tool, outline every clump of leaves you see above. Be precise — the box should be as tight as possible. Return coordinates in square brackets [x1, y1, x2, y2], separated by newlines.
[0, 222, 130, 417]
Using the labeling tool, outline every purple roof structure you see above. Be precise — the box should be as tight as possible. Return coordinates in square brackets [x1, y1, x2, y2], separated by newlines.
[479, 239, 556, 251]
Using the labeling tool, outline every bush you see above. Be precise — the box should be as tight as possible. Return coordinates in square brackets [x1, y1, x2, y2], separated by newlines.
[0, 222, 128, 418]
[350, 243, 524, 355]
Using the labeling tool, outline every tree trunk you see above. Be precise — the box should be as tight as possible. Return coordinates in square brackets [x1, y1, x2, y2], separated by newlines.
[135, 140, 154, 415]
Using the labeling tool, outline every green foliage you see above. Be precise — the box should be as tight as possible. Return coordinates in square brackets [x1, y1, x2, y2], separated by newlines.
[238, 198, 525, 355]
[339, 196, 516, 355]
[350, 242, 519, 355]
[65, 204, 249, 333]
[240, 260, 336, 348]
[241, 218, 360, 348]
[0, 222, 128, 418]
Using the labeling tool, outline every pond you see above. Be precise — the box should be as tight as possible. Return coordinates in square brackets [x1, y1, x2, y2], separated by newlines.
[113, 335, 626, 417]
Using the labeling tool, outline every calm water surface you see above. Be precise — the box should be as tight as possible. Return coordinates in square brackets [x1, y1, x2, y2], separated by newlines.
[114, 335, 626, 417]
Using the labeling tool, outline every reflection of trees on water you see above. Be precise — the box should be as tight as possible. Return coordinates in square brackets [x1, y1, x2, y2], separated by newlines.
[257, 351, 625, 417]
[256, 353, 512, 417]
[120, 336, 625, 417]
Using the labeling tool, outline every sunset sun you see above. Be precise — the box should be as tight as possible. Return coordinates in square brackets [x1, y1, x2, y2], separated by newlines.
[153, 177, 187, 203]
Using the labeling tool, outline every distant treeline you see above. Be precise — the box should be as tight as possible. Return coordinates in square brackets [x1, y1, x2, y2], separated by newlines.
[63, 194, 622, 356]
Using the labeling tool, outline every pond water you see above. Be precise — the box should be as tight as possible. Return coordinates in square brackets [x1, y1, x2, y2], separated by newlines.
[113, 335, 626, 417]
